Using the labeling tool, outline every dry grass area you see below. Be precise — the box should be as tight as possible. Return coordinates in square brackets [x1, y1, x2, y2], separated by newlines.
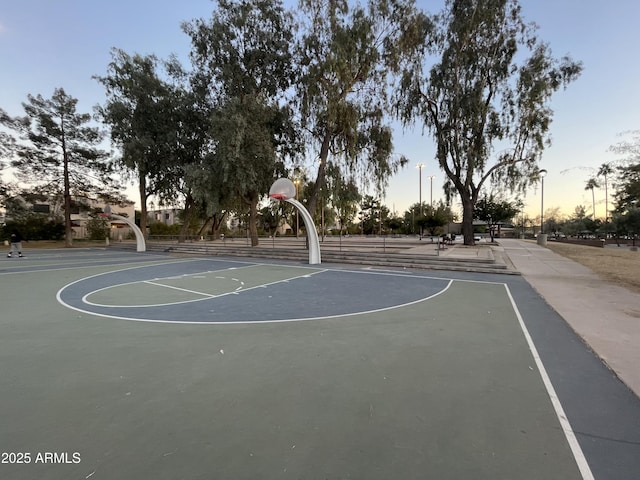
[545, 241, 640, 294]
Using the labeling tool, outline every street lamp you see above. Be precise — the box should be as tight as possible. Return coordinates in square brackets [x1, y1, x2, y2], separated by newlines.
[539, 169, 547, 236]
[416, 163, 424, 215]
[427, 175, 435, 207]
[416, 163, 424, 239]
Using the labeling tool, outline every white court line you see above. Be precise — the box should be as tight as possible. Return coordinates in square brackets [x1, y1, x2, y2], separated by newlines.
[144, 280, 218, 298]
[59, 258, 238, 305]
[173, 257, 506, 286]
[57, 257, 494, 312]
[504, 284, 594, 480]
[21, 255, 273, 278]
[58, 277, 454, 324]
[80, 264, 327, 308]
[56, 264, 454, 325]
[320, 265, 508, 286]
[0, 257, 185, 276]
[79, 263, 260, 308]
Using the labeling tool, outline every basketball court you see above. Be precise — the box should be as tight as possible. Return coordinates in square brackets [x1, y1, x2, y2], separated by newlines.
[1, 248, 639, 479]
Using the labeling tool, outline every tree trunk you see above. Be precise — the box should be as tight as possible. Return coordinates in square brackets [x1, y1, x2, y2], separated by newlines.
[61, 127, 73, 247]
[248, 193, 259, 247]
[307, 131, 331, 219]
[461, 194, 475, 245]
[197, 216, 213, 237]
[178, 193, 195, 243]
[63, 186, 73, 247]
[138, 173, 147, 238]
[63, 193, 73, 247]
[210, 212, 227, 239]
[199, 212, 228, 239]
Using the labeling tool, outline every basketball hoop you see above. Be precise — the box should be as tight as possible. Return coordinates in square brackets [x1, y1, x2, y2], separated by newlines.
[269, 178, 321, 264]
[268, 178, 296, 201]
[269, 193, 289, 201]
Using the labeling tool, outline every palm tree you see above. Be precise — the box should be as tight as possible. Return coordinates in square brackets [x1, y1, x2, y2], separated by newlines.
[598, 163, 615, 224]
[585, 178, 599, 221]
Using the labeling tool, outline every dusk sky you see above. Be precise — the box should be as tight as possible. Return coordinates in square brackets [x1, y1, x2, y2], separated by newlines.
[1, 0, 638, 220]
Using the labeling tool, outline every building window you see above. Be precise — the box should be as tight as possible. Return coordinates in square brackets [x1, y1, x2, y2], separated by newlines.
[33, 204, 50, 213]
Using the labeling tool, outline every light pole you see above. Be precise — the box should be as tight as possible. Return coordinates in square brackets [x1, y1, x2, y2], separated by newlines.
[427, 175, 435, 207]
[538, 169, 547, 243]
[416, 163, 424, 239]
[416, 163, 424, 215]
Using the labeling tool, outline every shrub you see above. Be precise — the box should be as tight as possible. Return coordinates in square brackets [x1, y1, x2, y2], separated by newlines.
[148, 222, 182, 236]
[2, 217, 65, 241]
[86, 216, 111, 240]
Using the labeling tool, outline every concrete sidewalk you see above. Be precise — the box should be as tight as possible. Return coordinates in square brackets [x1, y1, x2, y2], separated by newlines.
[404, 239, 497, 259]
[494, 238, 640, 399]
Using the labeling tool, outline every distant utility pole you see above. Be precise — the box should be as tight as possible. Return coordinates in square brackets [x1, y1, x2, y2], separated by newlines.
[427, 175, 435, 207]
[416, 163, 424, 215]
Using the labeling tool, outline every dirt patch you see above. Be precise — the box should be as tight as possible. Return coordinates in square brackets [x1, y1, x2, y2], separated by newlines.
[545, 241, 640, 294]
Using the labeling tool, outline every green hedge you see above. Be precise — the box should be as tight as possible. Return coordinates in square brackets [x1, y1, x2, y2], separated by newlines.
[2, 217, 65, 241]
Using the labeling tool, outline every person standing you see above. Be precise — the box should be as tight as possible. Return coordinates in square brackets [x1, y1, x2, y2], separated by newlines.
[7, 229, 24, 258]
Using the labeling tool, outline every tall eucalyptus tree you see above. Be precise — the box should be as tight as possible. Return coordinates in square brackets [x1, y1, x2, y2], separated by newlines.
[96, 50, 184, 236]
[295, 0, 429, 218]
[183, 0, 298, 246]
[395, 0, 582, 244]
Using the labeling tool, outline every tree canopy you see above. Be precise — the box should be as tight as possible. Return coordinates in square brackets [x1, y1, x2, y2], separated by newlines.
[418, 201, 452, 236]
[0, 0, 594, 246]
[295, 0, 428, 218]
[0, 88, 111, 246]
[96, 50, 191, 235]
[182, 0, 297, 246]
[473, 194, 518, 240]
[395, 0, 582, 245]
[614, 164, 640, 214]
[610, 131, 640, 213]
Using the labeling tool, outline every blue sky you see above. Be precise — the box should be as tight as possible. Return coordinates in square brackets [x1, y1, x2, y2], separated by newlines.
[1, 0, 639, 220]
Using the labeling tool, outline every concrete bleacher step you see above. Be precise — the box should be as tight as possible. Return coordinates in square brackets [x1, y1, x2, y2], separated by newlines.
[115, 242, 516, 275]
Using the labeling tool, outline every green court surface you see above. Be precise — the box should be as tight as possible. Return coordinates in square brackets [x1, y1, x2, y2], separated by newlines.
[2, 250, 636, 479]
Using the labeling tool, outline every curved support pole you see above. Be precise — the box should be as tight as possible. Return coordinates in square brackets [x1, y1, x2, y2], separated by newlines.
[109, 214, 146, 252]
[285, 198, 321, 265]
